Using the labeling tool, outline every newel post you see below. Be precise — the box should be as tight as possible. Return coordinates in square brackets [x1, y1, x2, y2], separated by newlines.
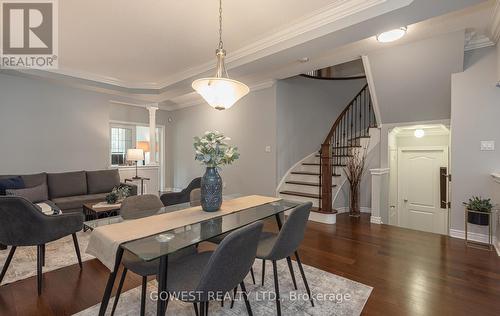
[320, 143, 332, 212]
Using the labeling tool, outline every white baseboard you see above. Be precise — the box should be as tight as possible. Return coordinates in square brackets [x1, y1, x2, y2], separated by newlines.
[370, 216, 382, 224]
[495, 236, 500, 256]
[336, 207, 371, 214]
[449, 228, 490, 244]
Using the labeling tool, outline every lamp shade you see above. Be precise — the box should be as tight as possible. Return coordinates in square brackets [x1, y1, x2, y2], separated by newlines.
[136, 141, 150, 153]
[126, 148, 144, 161]
[192, 77, 249, 110]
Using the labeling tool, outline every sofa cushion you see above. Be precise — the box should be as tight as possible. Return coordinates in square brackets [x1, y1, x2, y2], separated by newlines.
[0, 173, 46, 188]
[87, 169, 121, 194]
[0, 176, 25, 195]
[48, 171, 87, 199]
[6, 182, 48, 203]
[52, 193, 108, 211]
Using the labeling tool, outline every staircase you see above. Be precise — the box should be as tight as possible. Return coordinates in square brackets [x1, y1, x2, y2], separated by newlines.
[277, 84, 378, 223]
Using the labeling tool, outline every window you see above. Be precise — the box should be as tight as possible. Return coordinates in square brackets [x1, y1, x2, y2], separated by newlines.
[110, 123, 163, 167]
[110, 126, 133, 165]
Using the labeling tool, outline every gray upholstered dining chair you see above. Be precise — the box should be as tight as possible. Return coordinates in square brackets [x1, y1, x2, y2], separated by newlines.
[111, 194, 197, 316]
[163, 221, 264, 316]
[190, 188, 201, 207]
[257, 202, 313, 315]
[0, 196, 83, 295]
[120, 194, 164, 220]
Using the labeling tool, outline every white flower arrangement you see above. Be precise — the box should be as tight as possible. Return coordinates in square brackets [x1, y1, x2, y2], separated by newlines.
[194, 131, 240, 167]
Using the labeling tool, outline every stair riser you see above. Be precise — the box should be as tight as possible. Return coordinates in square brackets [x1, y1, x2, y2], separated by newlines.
[289, 174, 320, 183]
[297, 164, 319, 173]
[283, 183, 320, 194]
[278, 194, 320, 207]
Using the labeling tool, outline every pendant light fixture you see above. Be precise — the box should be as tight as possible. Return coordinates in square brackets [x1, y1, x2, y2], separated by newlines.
[192, 0, 249, 110]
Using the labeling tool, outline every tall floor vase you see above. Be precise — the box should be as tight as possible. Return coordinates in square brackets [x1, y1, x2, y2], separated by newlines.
[201, 167, 223, 212]
[349, 182, 361, 217]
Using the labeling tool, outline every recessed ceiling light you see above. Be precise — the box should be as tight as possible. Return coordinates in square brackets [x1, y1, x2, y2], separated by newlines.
[376, 27, 407, 43]
[414, 129, 425, 138]
[298, 57, 310, 63]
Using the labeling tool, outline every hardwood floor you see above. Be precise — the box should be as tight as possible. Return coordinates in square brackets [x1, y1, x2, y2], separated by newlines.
[0, 213, 499, 315]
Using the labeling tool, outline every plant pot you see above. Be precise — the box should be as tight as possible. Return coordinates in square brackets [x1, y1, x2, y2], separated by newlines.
[467, 211, 490, 226]
[201, 167, 223, 212]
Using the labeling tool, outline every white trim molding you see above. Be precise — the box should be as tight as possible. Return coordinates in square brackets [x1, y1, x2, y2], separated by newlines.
[489, 0, 500, 44]
[370, 216, 383, 224]
[362, 55, 383, 124]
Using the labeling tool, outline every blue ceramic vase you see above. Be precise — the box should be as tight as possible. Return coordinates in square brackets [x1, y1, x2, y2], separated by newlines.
[201, 167, 223, 212]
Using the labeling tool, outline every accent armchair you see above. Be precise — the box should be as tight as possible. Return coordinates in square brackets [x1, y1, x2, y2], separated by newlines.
[0, 196, 83, 295]
[160, 177, 201, 206]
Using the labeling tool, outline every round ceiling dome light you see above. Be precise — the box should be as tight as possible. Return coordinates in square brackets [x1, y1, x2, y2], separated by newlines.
[376, 27, 407, 43]
[414, 129, 425, 138]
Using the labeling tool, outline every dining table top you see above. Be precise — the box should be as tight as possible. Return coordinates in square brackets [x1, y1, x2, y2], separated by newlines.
[84, 194, 300, 267]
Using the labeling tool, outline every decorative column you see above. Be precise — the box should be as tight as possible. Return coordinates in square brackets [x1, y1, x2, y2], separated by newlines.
[147, 104, 159, 165]
[370, 168, 390, 224]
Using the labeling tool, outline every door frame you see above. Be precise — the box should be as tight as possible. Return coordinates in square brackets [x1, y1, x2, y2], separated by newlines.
[397, 146, 450, 234]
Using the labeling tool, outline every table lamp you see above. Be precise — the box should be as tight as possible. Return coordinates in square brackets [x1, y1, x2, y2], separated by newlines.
[126, 148, 144, 179]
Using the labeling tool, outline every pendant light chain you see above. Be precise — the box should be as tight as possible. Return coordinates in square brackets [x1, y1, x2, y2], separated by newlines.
[218, 0, 224, 49]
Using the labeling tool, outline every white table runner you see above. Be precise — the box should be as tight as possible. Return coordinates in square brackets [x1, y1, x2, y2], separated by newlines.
[86, 195, 281, 270]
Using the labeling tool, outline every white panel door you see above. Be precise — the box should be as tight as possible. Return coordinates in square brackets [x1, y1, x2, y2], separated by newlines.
[398, 147, 448, 235]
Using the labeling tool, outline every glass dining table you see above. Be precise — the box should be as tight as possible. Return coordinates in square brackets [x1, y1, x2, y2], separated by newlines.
[85, 195, 301, 316]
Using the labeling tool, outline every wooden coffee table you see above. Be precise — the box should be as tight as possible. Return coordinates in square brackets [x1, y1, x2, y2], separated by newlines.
[83, 202, 121, 231]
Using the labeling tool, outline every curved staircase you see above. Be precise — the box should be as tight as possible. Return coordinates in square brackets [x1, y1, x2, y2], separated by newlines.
[277, 84, 379, 224]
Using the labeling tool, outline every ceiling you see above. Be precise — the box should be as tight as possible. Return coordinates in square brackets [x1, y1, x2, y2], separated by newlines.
[2, 0, 498, 110]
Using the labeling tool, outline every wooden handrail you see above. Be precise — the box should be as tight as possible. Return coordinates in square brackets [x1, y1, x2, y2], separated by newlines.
[319, 83, 375, 212]
[323, 83, 369, 145]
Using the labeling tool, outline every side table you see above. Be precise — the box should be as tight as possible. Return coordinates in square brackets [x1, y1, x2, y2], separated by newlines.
[125, 177, 150, 195]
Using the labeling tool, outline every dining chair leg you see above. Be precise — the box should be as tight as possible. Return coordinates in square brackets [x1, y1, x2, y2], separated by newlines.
[41, 244, 46, 267]
[99, 247, 124, 316]
[0, 246, 16, 284]
[240, 281, 253, 316]
[140, 276, 147, 316]
[206, 301, 209, 316]
[193, 303, 199, 316]
[250, 267, 256, 285]
[37, 245, 43, 295]
[157, 255, 169, 316]
[111, 267, 128, 316]
[295, 251, 314, 307]
[230, 287, 237, 308]
[286, 256, 298, 290]
[72, 233, 83, 269]
[261, 259, 266, 286]
[200, 302, 206, 316]
[272, 260, 281, 316]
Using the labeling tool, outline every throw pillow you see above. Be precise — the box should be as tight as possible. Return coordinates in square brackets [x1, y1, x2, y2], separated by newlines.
[6, 182, 49, 203]
[0, 176, 25, 195]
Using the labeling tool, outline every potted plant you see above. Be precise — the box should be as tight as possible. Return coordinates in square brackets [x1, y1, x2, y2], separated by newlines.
[463, 196, 493, 226]
[344, 147, 367, 217]
[194, 131, 239, 212]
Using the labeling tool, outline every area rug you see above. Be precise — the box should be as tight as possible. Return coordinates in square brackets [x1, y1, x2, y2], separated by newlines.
[75, 259, 372, 316]
[0, 231, 93, 285]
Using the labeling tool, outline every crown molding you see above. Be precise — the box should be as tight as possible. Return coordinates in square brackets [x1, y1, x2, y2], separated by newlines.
[465, 32, 495, 51]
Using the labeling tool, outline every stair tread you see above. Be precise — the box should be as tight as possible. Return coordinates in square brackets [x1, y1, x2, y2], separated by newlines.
[291, 171, 341, 177]
[315, 154, 353, 157]
[280, 191, 319, 199]
[302, 163, 346, 167]
[285, 181, 336, 187]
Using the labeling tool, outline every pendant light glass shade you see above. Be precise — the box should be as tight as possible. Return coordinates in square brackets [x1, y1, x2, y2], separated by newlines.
[192, 77, 249, 110]
[192, 0, 249, 110]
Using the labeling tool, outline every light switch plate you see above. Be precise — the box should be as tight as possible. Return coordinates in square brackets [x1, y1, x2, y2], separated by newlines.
[480, 140, 495, 151]
[265, 145, 271, 153]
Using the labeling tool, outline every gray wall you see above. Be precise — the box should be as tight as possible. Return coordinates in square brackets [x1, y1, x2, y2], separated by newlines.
[368, 31, 464, 124]
[276, 76, 367, 181]
[450, 46, 500, 233]
[168, 87, 277, 196]
[0, 74, 170, 177]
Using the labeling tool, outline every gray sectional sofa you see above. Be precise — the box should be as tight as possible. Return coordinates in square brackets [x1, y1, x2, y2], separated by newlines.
[0, 169, 137, 214]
